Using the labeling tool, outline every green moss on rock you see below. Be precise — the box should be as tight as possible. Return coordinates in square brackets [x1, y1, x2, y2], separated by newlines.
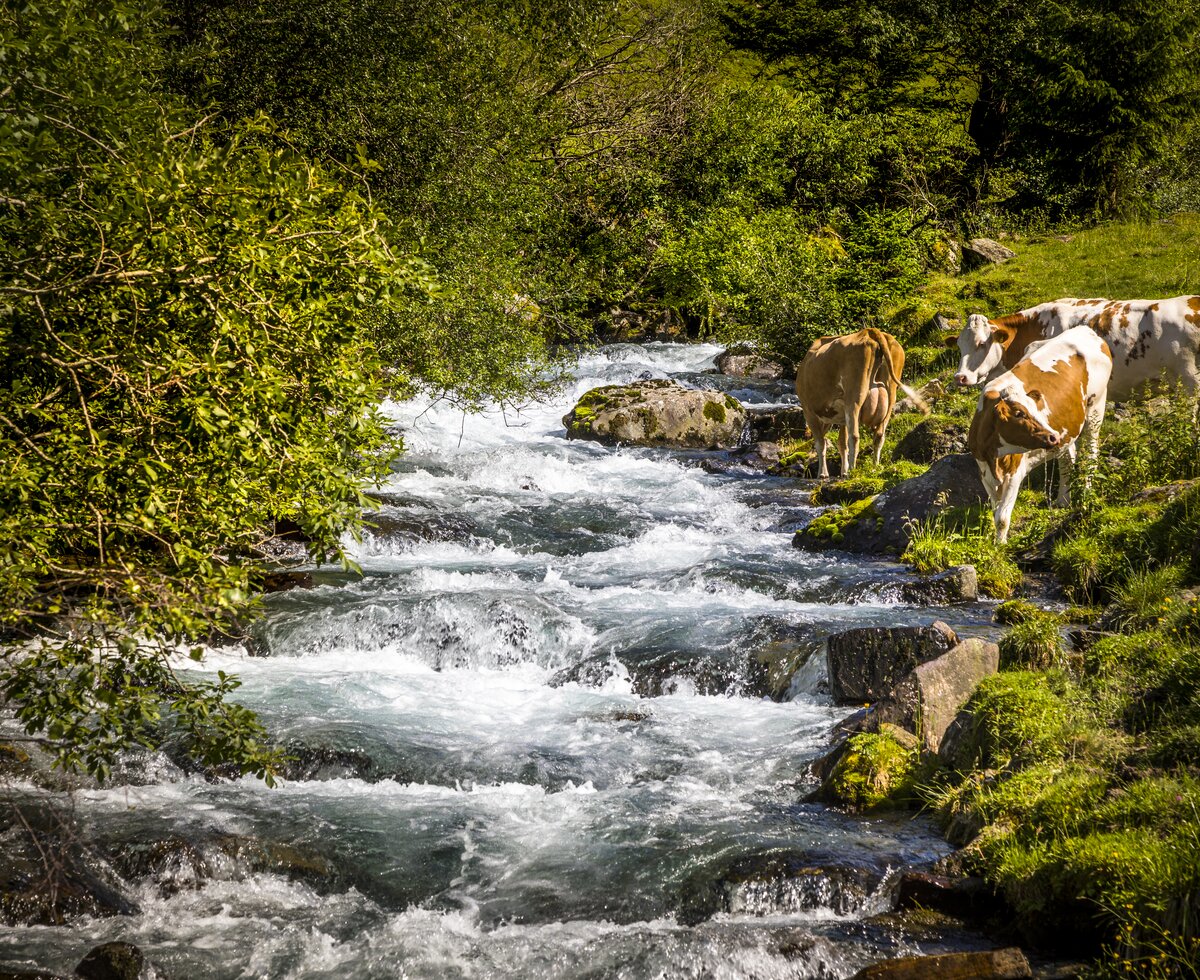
[702, 400, 727, 424]
[824, 732, 917, 811]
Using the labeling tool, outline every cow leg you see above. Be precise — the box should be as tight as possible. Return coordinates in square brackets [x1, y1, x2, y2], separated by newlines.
[1055, 443, 1076, 508]
[814, 425, 830, 479]
[842, 405, 861, 474]
[993, 460, 1027, 544]
[871, 414, 889, 466]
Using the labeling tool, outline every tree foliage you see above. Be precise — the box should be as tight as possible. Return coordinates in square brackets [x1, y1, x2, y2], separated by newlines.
[0, 0, 434, 779]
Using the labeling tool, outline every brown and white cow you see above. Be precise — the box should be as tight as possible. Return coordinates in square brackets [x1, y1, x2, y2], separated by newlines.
[952, 296, 1200, 399]
[795, 327, 926, 479]
[950, 298, 1109, 387]
[968, 326, 1113, 543]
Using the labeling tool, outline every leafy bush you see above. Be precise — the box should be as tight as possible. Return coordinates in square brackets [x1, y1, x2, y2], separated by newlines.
[0, 1, 435, 780]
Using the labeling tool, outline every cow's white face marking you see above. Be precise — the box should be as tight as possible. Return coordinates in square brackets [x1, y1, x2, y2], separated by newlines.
[956, 314, 1005, 385]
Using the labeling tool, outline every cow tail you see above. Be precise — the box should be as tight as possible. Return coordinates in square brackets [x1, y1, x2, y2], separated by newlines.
[867, 328, 930, 415]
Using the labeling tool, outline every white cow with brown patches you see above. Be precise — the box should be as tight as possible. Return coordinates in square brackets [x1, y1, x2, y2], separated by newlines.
[951, 296, 1200, 399]
[950, 298, 1110, 387]
[968, 326, 1113, 543]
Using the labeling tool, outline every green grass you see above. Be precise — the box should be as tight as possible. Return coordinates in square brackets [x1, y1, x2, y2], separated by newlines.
[907, 214, 1200, 319]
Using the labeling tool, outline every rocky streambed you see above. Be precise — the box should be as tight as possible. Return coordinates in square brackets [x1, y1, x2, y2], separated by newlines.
[1, 343, 1049, 979]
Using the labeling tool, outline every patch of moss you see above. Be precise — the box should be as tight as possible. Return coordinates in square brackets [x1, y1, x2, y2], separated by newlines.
[825, 732, 917, 811]
[811, 460, 926, 506]
[952, 671, 1075, 772]
[702, 399, 727, 424]
[799, 496, 877, 545]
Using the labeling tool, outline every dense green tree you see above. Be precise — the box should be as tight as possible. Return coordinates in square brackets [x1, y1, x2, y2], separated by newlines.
[0, 0, 434, 779]
[723, 0, 1200, 217]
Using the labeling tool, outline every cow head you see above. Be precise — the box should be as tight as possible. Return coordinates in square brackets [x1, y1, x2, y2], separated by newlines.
[950, 314, 1013, 387]
[982, 388, 1063, 453]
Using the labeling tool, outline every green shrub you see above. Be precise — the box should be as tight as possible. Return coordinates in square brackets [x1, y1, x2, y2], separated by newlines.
[1108, 567, 1185, 632]
[1000, 616, 1070, 672]
[995, 599, 1043, 625]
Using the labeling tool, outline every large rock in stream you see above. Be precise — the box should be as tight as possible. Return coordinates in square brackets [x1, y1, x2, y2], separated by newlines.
[562, 380, 747, 449]
[794, 453, 987, 555]
[827, 622, 959, 706]
[874, 638, 1001, 754]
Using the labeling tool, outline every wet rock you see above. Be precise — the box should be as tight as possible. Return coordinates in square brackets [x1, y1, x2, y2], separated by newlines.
[793, 454, 987, 556]
[0, 970, 65, 979]
[874, 638, 1001, 754]
[364, 510, 478, 545]
[75, 942, 144, 980]
[900, 565, 979, 605]
[695, 441, 781, 475]
[279, 742, 375, 782]
[850, 947, 1031, 979]
[894, 417, 969, 463]
[259, 570, 315, 593]
[896, 870, 1001, 920]
[745, 405, 806, 443]
[714, 345, 789, 380]
[962, 238, 1017, 270]
[826, 622, 959, 705]
[0, 805, 136, 925]
[676, 849, 884, 925]
[1067, 627, 1113, 651]
[721, 853, 883, 917]
[562, 380, 747, 450]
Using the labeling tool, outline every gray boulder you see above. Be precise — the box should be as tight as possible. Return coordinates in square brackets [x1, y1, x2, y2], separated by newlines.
[826, 621, 959, 706]
[962, 238, 1016, 270]
[894, 417, 969, 463]
[874, 638, 1000, 754]
[793, 453, 988, 555]
[714, 346, 789, 380]
[900, 565, 979, 604]
[563, 380, 747, 449]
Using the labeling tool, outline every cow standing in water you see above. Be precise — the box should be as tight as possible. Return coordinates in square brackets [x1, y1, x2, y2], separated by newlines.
[968, 326, 1113, 543]
[952, 296, 1200, 399]
[795, 327, 925, 478]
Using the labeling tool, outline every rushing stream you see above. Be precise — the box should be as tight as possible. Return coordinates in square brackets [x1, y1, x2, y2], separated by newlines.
[1, 343, 1005, 979]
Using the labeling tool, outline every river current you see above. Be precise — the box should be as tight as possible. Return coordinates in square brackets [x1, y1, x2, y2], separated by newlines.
[1, 343, 1002, 979]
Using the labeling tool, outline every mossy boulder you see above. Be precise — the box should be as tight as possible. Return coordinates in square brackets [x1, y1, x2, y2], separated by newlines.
[562, 380, 747, 449]
[819, 731, 918, 811]
[794, 453, 987, 556]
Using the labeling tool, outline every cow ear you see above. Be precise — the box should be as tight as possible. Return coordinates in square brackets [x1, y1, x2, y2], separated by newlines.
[991, 327, 1013, 345]
[983, 389, 1001, 402]
[942, 334, 960, 349]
